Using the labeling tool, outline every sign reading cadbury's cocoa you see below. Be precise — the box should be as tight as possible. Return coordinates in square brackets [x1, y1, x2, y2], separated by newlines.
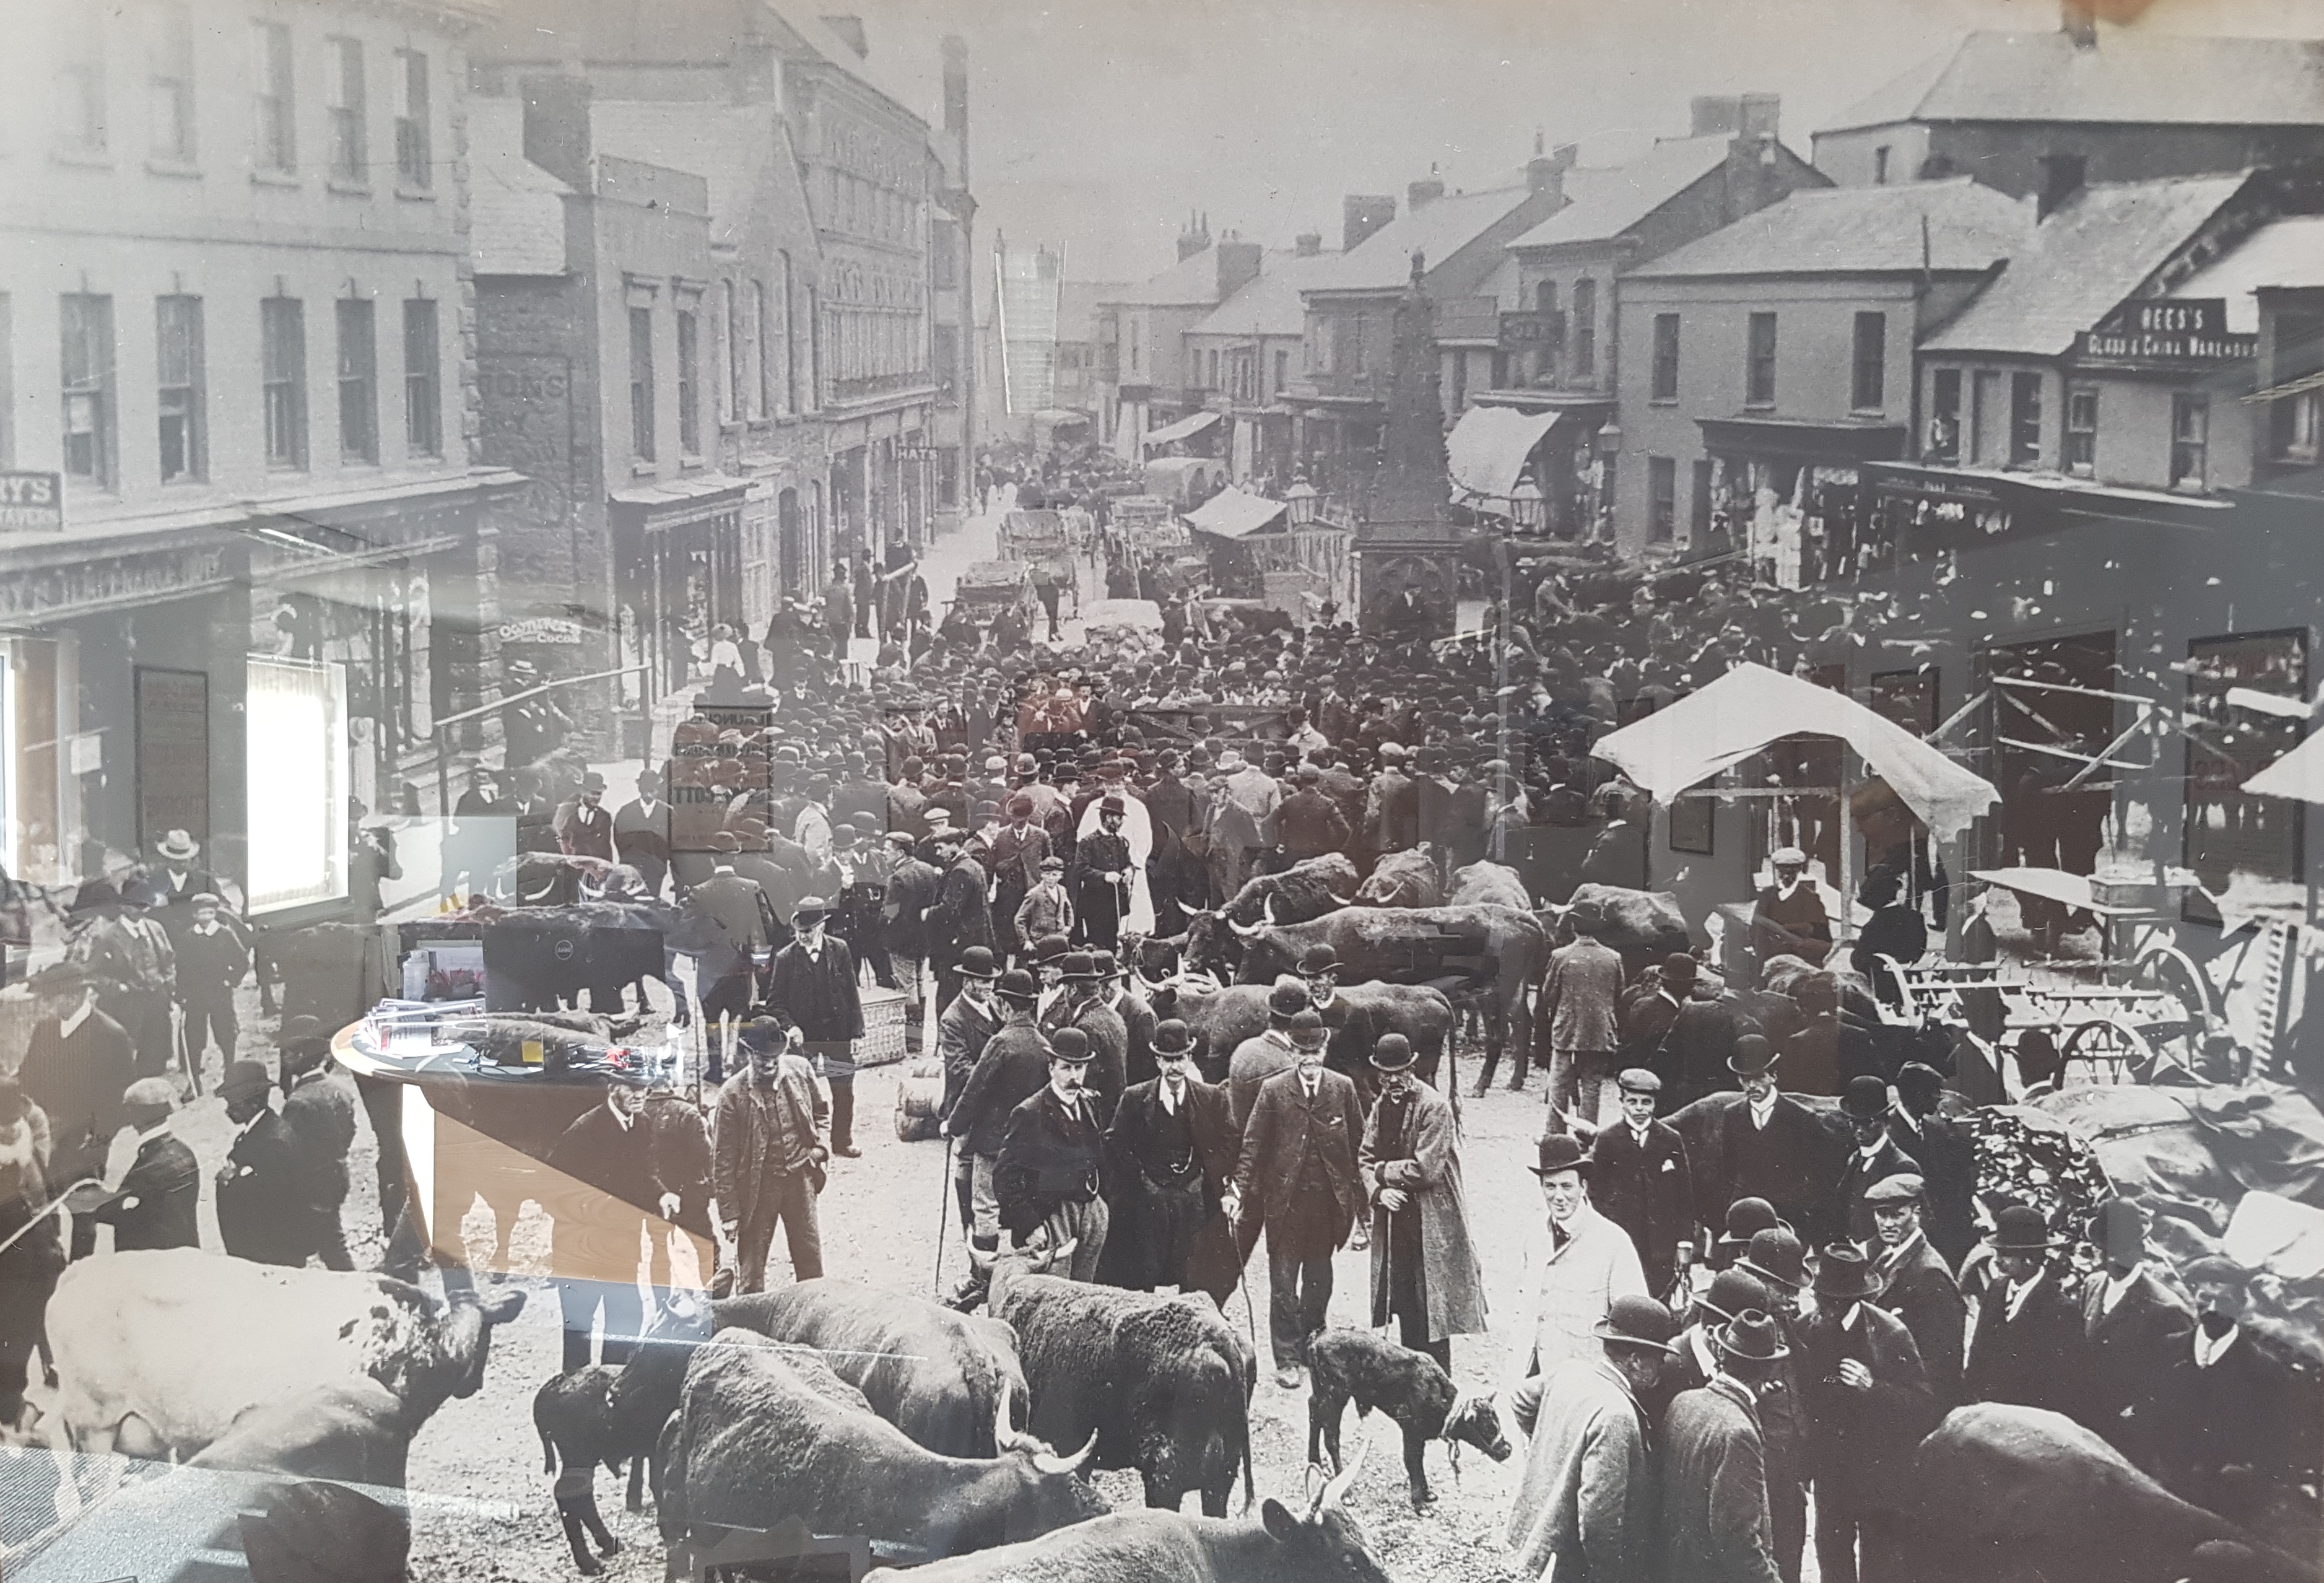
[2075, 299, 2257, 370]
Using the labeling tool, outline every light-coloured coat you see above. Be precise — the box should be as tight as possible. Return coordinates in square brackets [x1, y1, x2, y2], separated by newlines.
[1506, 1356, 1657, 1583]
[1358, 1080, 1487, 1343]
[1502, 1201, 1648, 1395]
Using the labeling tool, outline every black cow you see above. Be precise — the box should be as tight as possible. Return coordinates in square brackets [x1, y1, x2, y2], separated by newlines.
[1142, 977, 1455, 1086]
[1305, 1327, 1511, 1509]
[980, 1242, 1255, 1516]
[1212, 853, 1360, 930]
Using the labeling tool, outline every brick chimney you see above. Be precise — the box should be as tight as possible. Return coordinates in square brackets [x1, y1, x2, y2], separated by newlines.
[1344, 194, 1396, 253]
[1295, 230, 1323, 257]
[520, 72, 593, 191]
[1177, 209, 1211, 263]
[2061, 0, 2098, 48]
[1739, 94, 1781, 142]
[1691, 95, 1744, 137]
[1216, 235, 1263, 299]
[820, 15, 868, 58]
[1721, 129, 1782, 225]
[1527, 138, 1577, 203]
[941, 35, 969, 188]
[1408, 167, 1445, 211]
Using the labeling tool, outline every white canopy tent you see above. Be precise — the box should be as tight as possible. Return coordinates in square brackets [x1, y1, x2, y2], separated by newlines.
[1590, 662, 2001, 845]
[1446, 405, 1562, 506]
[1185, 487, 1290, 540]
[2242, 726, 2324, 803]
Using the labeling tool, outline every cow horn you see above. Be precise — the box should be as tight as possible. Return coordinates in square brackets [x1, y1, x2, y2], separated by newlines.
[1264, 894, 1282, 927]
[994, 1392, 1021, 1453]
[1227, 914, 1264, 938]
[1031, 1428, 1099, 1475]
[1312, 1430, 1373, 1516]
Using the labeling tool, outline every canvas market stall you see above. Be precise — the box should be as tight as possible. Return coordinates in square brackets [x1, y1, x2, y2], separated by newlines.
[1185, 486, 1351, 617]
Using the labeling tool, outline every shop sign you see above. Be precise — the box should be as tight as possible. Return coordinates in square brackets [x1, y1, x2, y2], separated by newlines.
[2076, 299, 2257, 369]
[0, 471, 64, 532]
[497, 616, 585, 645]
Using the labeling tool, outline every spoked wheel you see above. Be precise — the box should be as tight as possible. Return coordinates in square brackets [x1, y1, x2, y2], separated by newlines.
[2060, 1014, 2156, 1087]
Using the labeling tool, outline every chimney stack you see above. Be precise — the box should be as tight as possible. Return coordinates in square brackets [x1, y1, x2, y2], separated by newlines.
[1295, 230, 1323, 257]
[2037, 152, 2087, 219]
[1344, 194, 1396, 253]
[520, 72, 593, 192]
[941, 35, 969, 186]
[1216, 237, 1263, 300]
[820, 15, 869, 58]
[1738, 94, 1781, 142]
[2061, 0, 2098, 48]
[1691, 95, 1744, 137]
[1408, 166, 1445, 212]
[1177, 209, 1211, 263]
[1527, 141, 1577, 201]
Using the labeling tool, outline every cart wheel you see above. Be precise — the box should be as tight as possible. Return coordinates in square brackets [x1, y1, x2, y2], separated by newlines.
[2060, 1015, 2154, 1087]
[2130, 942, 2214, 1025]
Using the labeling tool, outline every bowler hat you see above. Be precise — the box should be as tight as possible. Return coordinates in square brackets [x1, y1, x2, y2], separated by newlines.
[1007, 793, 1035, 817]
[1370, 1033, 1414, 1071]
[1530, 1133, 1592, 1178]
[1716, 1197, 1781, 1255]
[1099, 795, 1126, 816]
[1286, 1009, 1327, 1046]
[1991, 1203, 2060, 1253]
[1862, 1172, 1925, 1206]
[1728, 1035, 1778, 1077]
[1593, 1295, 1679, 1355]
[1060, 951, 1103, 981]
[957, 946, 1000, 980]
[1034, 935, 1072, 964]
[1715, 1309, 1791, 1363]
[1739, 1228, 1808, 1291]
[996, 969, 1038, 1004]
[1811, 1243, 1884, 1301]
[1297, 945, 1339, 975]
[219, 1061, 272, 1102]
[1048, 1028, 1094, 1065]
[580, 772, 608, 793]
[1616, 1067, 1661, 1096]
[1841, 1075, 1890, 1120]
[1268, 978, 1312, 1021]
[1152, 1019, 1194, 1056]
[1664, 953, 1699, 983]
[1700, 1268, 1775, 1325]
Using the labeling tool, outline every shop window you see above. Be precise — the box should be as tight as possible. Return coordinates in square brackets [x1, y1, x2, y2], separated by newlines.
[59, 292, 115, 486]
[2172, 393, 2209, 488]
[1648, 456, 1676, 542]
[1851, 312, 1886, 412]
[403, 299, 440, 456]
[1650, 313, 1679, 402]
[261, 296, 306, 468]
[629, 306, 655, 461]
[155, 294, 204, 482]
[1746, 312, 1776, 407]
[251, 21, 295, 172]
[2010, 372, 2043, 466]
[325, 37, 366, 184]
[2183, 630, 2307, 925]
[394, 49, 430, 189]
[148, 2, 194, 163]
[2065, 382, 2097, 476]
[1534, 280, 1557, 315]
[1572, 278, 1596, 378]
[336, 298, 377, 463]
[1928, 367, 1961, 461]
[245, 656, 348, 914]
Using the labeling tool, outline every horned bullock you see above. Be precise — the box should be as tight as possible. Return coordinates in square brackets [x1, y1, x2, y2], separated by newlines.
[713, 1277, 1029, 1458]
[41, 1250, 524, 1462]
[1447, 860, 1531, 910]
[655, 1328, 1105, 1568]
[1355, 846, 1444, 909]
[1141, 976, 1456, 1084]
[1212, 853, 1359, 928]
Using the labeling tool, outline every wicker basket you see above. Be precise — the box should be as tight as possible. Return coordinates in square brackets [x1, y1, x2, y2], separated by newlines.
[856, 985, 908, 1068]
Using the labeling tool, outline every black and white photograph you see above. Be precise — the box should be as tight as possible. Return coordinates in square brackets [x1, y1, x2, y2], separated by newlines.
[0, 0, 2322, 1578]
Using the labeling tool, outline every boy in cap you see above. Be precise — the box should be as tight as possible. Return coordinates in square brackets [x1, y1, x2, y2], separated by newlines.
[1014, 856, 1074, 958]
[215, 1062, 307, 1267]
[173, 892, 248, 1091]
[1589, 1067, 1695, 1304]
[87, 1078, 199, 1254]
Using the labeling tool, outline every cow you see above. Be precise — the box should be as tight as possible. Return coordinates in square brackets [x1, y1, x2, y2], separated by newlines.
[1195, 905, 1545, 1075]
[187, 1379, 414, 1487]
[863, 1433, 1390, 1583]
[1141, 977, 1456, 1086]
[712, 1278, 1030, 1458]
[978, 1241, 1255, 1517]
[655, 1329, 1105, 1568]
[1213, 853, 1360, 930]
[1304, 1327, 1511, 1509]
[40, 1250, 526, 1462]
[1447, 860, 1531, 911]
[1356, 846, 1443, 909]
[1909, 1403, 2320, 1583]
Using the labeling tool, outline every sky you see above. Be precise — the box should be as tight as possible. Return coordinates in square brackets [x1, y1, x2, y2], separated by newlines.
[829, 0, 2324, 282]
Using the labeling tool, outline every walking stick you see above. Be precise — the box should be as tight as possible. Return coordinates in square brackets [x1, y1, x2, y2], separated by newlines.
[0, 1179, 105, 1259]
[931, 1133, 955, 1297]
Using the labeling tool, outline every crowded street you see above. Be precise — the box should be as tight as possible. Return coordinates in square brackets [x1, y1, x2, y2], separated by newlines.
[3, 2, 2324, 1582]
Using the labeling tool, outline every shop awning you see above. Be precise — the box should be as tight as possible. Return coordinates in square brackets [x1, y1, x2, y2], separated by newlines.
[1969, 867, 2142, 916]
[1590, 661, 2000, 844]
[2243, 728, 2324, 803]
[1144, 409, 1222, 447]
[1446, 405, 1561, 500]
[1185, 487, 1290, 540]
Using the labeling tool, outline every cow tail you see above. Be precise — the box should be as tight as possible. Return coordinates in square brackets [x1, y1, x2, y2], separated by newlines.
[539, 1423, 558, 1475]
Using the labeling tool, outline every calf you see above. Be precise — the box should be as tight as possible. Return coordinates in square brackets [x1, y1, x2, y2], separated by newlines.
[1304, 1327, 1510, 1509]
[656, 1332, 1105, 1568]
[865, 1437, 1389, 1583]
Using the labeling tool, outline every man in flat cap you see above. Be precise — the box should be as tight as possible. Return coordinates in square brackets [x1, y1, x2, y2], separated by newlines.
[1865, 1173, 1967, 1402]
[87, 1078, 199, 1254]
[1590, 1067, 1695, 1304]
[1752, 847, 1832, 968]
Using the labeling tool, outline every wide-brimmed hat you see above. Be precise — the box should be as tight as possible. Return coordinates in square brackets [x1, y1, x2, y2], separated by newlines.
[1593, 1294, 1679, 1356]
[1152, 1019, 1194, 1057]
[155, 829, 201, 862]
[1841, 1075, 1889, 1121]
[219, 1061, 273, 1102]
[1863, 1172, 1925, 1206]
[1991, 1203, 2061, 1253]
[1739, 1228, 1808, 1291]
[1048, 1028, 1094, 1065]
[1715, 1309, 1791, 1363]
[1811, 1244, 1886, 1301]
[1297, 945, 1339, 975]
[957, 946, 1000, 980]
[1728, 1036, 1778, 1077]
[1006, 793, 1035, 817]
[1530, 1133, 1592, 1179]
[1370, 1033, 1415, 1071]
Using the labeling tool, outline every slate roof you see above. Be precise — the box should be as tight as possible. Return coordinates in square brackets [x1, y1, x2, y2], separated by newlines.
[1189, 249, 1344, 338]
[1058, 281, 1133, 341]
[468, 99, 573, 277]
[1505, 135, 1736, 251]
[1300, 185, 1538, 294]
[1923, 173, 2252, 355]
[1108, 246, 1233, 309]
[590, 102, 768, 247]
[1628, 178, 2031, 279]
[2170, 214, 2324, 333]
[1821, 30, 2324, 133]
[759, 0, 927, 125]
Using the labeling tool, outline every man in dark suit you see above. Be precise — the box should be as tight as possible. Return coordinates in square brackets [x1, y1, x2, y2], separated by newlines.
[2075, 1196, 2193, 1476]
[882, 831, 942, 1052]
[1709, 1037, 1832, 1247]
[612, 770, 673, 898]
[682, 835, 776, 1081]
[1865, 1174, 1967, 1402]
[928, 829, 993, 1014]
[278, 1030, 358, 1271]
[547, 1077, 656, 1370]
[2159, 1255, 2323, 1530]
[88, 1078, 199, 1254]
[1104, 1019, 1239, 1301]
[944, 969, 1051, 1305]
[995, 1028, 1110, 1282]
[1796, 1244, 1934, 1583]
[215, 1062, 307, 1267]
[1657, 974, 1751, 1112]
[1231, 1018, 1366, 1389]
[1053, 953, 1128, 1125]
[1963, 1205, 2084, 1416]
[554, 772, 616, 861]
[936, 946, 1002, 1234]
[1886, 1063, 1977, 1269]
[985, 795, 1051, 952]
[1589, 1067, 1695, 1303]
[1832, 1075, 1921, 1245]
[1299, 946, 1379, 1109]
[763, 897, 865, 1159]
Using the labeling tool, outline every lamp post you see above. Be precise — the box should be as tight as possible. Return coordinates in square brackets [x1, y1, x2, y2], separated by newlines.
[1590, 417, 1623, 543]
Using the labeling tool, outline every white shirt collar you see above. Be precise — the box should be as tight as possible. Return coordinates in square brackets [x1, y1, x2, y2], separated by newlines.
[1160, 1079, 1183, 1114]
[2102, 1265, 2141, 1315]
[59, 999, 94, 1039]
[1839, 1301, 1863, 1332]
[2004, 1268, 2046, 1320]
[606, 1099, 634, 1132]
[1859, 1139, 1886, 1162]
[1749, 1092, 1777, 1128]
[2194, 1324, 2239, 1367]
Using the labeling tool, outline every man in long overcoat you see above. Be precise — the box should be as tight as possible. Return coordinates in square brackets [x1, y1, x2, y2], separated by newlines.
[1359, 1034, 1487, 1371]
[712, 1019, 829, 1293]
[1103, 1019, 1239, 1301]
[943, 970, 1052, 1303]
[762, 897, 865, 1158]
[1232, 1023, 1365, 1389]
[1589, 1067, 1695, 1303]
[928, 830, 993, 1014]
[1504, 1133, 1649, 1396]
[1506, 1296, 1678, 1583]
